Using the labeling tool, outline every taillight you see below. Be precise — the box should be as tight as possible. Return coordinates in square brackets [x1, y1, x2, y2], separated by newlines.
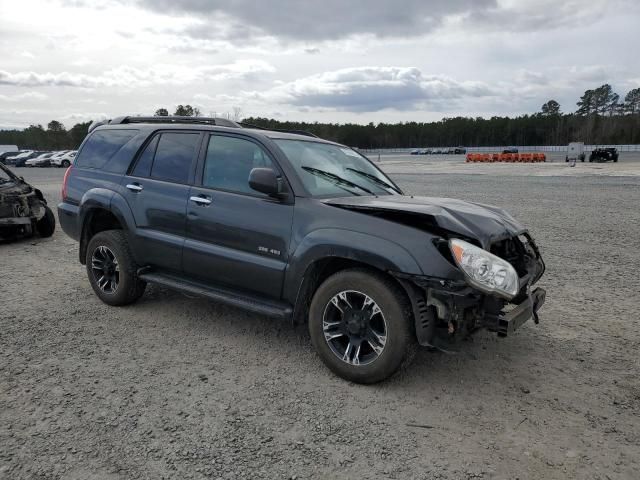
[61, 165, 73, 200]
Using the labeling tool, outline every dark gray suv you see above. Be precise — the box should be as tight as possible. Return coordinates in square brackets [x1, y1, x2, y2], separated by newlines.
[58, 116, 545, 383]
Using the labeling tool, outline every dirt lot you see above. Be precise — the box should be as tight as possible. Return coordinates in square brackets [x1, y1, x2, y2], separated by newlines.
[1, 163, 639, 480]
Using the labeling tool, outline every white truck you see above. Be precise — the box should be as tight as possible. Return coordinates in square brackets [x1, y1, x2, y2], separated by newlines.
[566, 142, 585, 163]
[0, 145, 18, 155]
[0, 145, 19, 162]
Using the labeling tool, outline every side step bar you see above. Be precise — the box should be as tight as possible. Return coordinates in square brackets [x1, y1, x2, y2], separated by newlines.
[138, 271, 293, 320]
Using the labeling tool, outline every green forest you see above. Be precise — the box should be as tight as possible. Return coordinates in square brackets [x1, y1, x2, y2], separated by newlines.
[2, 84, 639, 150]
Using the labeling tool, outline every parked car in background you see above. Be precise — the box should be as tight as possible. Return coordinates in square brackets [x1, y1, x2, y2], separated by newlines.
[48, 150, 69, 165]
[410, 149, 432, 155]
[0, 151, 20, 163]
[454, 147, 466, 154]
[25, 152, 54, 167]
[503, 147, 519, 154]
[51, 150, 77, 168]
[589, 147, 619, 163]
[5, 150, 37, 167]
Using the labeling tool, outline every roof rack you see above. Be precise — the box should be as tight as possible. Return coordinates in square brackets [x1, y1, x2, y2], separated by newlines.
[87, 116, 318, 138]
[114, 116, 242, 128]
[239, 122, 319, 138]
[88, 116, 241, 133]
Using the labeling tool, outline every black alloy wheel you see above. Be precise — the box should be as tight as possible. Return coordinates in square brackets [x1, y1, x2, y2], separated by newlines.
[91, 245, 120, 294]
[322, 290, 388, 366]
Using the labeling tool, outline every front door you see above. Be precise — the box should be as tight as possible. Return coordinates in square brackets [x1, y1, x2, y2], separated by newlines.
[183, 133, 294, 299]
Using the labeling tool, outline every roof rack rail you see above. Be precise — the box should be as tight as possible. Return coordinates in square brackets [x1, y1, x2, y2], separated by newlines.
[87, 116, 319, 138]
[88, 116, 242, 133]
[113, 116, 242, 128]
[239, 122, 319, 138]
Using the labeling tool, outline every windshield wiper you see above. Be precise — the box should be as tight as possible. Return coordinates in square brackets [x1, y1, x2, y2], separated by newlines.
[345, 168, 402, 194]
[301, 166, 374, 195]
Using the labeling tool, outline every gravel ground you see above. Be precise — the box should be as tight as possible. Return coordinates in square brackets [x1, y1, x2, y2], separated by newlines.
[1, 164, 639, 480]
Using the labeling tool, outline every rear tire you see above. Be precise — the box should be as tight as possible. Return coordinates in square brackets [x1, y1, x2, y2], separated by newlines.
[85, 230, 146, 306]
[61, 160, 71, 168]
[308, 268, 416, 384]
[36, 206, 55, 237]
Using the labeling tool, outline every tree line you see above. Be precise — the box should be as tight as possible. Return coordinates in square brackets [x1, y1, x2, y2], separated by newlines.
[0, 120, 91, 151]
[2, 85, 639, 151]
[243, 85, 640, 148]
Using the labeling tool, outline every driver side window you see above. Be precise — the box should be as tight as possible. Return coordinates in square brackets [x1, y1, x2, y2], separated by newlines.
[203, 135, 274, 195]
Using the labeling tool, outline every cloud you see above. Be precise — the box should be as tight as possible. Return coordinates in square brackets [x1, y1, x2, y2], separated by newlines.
[467, 0, 639, 32]
[118, 0, 640, 44]
[133, 0, 495, 41]
[249, 67, 496, 112]
[0, 91, 48, 102]
[0, 60, 275, 88]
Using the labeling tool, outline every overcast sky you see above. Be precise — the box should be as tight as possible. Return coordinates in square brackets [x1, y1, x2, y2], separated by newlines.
[1, 0, 639, 129]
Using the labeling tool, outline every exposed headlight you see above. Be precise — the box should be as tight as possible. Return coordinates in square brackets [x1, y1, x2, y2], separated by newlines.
[449, 238, 519, 299]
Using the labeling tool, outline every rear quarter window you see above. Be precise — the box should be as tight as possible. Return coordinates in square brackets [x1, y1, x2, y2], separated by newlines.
[76, 129, 139, 170]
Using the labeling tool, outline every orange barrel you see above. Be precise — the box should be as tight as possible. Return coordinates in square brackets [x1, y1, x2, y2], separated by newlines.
[466, 153, 472, 162]
[481, 153, 491, 162]
[492, 153, 500, 162]
[520, 153, 532, 162]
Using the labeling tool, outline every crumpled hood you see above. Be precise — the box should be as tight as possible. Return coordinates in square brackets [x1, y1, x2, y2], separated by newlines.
[323, 195, 526, 247]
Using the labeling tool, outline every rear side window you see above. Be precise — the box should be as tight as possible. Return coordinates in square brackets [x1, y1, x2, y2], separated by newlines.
[76, 129, 138, 169]
[132, 135, 159, 178]
[150, 133, 199, 183]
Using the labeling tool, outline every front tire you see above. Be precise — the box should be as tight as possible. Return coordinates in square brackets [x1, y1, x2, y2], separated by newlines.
[85, 230, 146, 306]
[308, 269, 415, 384]
[36, 206, 55, 237]
[61, 160, 71, 168]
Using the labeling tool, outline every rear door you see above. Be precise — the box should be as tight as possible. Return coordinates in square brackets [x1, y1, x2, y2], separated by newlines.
[121, 131, 202, 273]
[182, 133, 294, 299]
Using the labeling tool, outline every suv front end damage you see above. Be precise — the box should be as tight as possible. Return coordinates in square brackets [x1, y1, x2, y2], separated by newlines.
[394, 233, 546, 351]
[322, 195, 547, 351]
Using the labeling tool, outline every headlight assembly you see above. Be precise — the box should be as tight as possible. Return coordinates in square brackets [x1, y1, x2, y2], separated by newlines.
[449, 238, 519, 299]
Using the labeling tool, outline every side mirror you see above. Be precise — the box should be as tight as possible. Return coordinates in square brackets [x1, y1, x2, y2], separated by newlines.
[248, 168, 284, 198]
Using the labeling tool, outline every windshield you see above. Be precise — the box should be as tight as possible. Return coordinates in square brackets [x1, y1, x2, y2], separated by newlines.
[274, 139, 401, 197]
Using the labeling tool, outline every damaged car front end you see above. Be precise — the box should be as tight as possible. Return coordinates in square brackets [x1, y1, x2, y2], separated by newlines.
[0, 162, 55, 240]
[324, 195, 546, 351]
[395, 233, 545, 352]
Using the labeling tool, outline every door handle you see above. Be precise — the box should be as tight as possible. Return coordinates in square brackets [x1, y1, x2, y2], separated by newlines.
[126, 183, 143, 192]
[190, 195, 212, 205]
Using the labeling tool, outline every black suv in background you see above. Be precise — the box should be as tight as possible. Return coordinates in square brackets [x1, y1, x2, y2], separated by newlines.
[589, 147, 619, 162]
[59, 116, 545, 383]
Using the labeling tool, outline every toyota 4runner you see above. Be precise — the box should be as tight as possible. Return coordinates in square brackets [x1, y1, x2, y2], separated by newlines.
[58, 116, 546, 383]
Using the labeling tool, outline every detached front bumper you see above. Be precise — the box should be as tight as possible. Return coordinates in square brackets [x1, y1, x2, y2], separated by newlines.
[393, 274, 547, 351]
[488, 287, 546, 337]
